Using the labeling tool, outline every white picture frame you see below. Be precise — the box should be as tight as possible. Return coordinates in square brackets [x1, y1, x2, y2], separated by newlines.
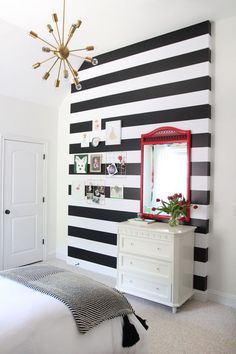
[71, 180, 85, 200]
[92, 118, 101, 131]
[105, 120, 121, 145]
[110, 185, 124, 199]
[81, 132, 90, 148]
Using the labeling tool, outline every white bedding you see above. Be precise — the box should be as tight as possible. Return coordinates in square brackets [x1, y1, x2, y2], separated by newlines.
[0, 277, 148, 354]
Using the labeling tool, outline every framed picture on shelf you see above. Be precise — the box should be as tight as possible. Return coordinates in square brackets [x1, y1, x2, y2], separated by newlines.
[74, 154, 88, 174]
[90, 154, 102, 173]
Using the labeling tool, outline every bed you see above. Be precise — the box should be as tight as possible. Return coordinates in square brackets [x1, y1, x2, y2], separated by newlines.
[0, 265, 148, 354]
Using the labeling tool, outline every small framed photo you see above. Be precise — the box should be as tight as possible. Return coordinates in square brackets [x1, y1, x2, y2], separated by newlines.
[72, 180, 84, 200]
[74, 154, 88, 174]
[90, 154, 102, 173]
[106, 163, 118, 176]
[110, 185, 124, 199]
[81, 132, 90, 148]
[85, 181, 105, 205]
[105, 120, 121, 145]
[93, 118, 101, 131]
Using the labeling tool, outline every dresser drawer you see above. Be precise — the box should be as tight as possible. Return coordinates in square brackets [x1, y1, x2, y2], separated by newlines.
[120, 272, 171, 301]
[120, 236, 172, 261]
[119, 227, 172, 242]
[119, 254, 171, 280]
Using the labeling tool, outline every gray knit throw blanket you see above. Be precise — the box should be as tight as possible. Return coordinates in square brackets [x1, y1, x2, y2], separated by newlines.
[0, 265, 135, 335]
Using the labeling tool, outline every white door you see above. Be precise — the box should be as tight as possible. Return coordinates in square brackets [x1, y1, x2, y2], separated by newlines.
[3, 139, 45, 269]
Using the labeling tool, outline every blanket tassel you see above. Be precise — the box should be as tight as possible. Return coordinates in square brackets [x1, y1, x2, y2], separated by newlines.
[122, 315, 140, 347]
[135, 314, 149, 330]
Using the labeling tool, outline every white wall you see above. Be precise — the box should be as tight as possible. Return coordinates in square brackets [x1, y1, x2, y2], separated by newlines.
[209, 16, 236, 306]
[0, 94, 58, 260]
[56, 94, 71, 260]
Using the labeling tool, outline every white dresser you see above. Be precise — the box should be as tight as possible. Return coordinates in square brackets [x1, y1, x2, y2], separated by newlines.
[116, 221, 195, 313]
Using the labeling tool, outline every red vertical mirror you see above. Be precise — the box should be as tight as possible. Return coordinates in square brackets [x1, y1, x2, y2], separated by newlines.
[140, 126, 191, 221]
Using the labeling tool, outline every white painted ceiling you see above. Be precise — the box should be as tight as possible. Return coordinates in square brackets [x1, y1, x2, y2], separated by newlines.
[0, 0, 235, 107]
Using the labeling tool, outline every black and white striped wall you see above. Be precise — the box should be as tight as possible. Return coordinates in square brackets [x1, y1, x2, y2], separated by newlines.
[67, 21, 211, 293]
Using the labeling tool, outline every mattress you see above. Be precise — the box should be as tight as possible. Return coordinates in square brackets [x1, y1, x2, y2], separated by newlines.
[0, 276, 148, 354]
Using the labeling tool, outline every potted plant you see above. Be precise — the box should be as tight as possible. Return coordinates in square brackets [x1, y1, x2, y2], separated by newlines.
[152, 193, 198, 227]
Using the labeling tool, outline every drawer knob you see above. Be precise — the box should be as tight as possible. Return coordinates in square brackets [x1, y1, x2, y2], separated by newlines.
[156, 287, 160, 291]
[129, 280, 133, 283]
[130, 261, 133, 265]
[157, 247, 161, 250]
[131, 242, 134, 246]
[156, 267, 160, 271]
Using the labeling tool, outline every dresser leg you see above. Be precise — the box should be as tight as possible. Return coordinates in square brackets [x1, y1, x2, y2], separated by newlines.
[172, 307, 177, 314]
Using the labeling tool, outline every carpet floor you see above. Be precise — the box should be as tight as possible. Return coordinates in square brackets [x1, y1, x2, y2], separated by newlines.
[46, 259, 236, 354]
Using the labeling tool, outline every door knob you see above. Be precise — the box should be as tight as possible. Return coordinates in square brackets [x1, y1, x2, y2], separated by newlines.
[5, 209, 10, 214]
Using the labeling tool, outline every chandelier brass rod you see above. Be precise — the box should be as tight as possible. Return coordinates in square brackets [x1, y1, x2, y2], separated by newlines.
[48, 57, 60, 74]
[57, 60, 62, 81]
[37, 36, 57, 50]
[63, 60, 69, 79]
[55, 21, 62, 45]
[51, 31, 60, 47]
[44, 49, 60, 53]
[64, 28, 76, 48]
[62, 0, 66, 44]
[70, 53, 83, 58]
[65, 58, 78, 79]
[40, 55, 57, 65]
[69, 48, 88, 53]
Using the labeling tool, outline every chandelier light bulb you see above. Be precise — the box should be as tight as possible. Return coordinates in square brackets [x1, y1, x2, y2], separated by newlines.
[42, 47, 51, 53]
[32, 62, 40, 69]
[76, 20, 82, 29]
[64, 69, 69, 79]
[29, 31, 38, 39]
[52, 13, 58, 23]
[55, 79, 60, 88]
[92, 58, 98, 66]
[29, 0, 97, 90]
[42, 72, 50, 80]
[47, 24, 53, 33]
[75, 83, 82, 91]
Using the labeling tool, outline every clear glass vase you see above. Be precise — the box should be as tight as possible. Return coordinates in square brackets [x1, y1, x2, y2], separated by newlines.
[168, 216, 179, 227]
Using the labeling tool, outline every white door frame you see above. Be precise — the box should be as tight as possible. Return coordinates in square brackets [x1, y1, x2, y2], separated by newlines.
[0, 135, 48, 270]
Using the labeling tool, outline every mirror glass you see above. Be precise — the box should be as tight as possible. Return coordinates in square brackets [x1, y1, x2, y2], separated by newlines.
[140, 127, 190, 220]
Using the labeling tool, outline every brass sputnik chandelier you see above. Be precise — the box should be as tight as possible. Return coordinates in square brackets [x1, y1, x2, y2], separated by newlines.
[29, 0, 98, 90]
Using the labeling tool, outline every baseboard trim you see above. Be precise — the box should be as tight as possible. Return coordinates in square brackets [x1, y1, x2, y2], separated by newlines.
[46, 252, 56, 261]
[193, 289, 208, 302]
[55, 252, 67, 261]
[208, 289, 236, 309]
[67, 256, 117, 278]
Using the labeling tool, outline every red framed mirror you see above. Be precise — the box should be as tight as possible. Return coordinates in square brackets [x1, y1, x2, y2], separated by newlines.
[140, 126, 191, 221]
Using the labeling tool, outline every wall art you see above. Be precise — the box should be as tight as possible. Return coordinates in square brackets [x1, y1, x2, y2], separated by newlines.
[106, 151, 127, 175]
[91, 136, 100, 148]
[74, 154, 88, 174]
[90, 154, 102, 173]
[93, 118, 101, 131]
[106, 163, 118, 176]
[81, 132, 90, 148]
[110, 185, 124, 199]
[85, 181, 105, 204]
[71, 180, 84, 200]
[105, 120, 121, 145]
